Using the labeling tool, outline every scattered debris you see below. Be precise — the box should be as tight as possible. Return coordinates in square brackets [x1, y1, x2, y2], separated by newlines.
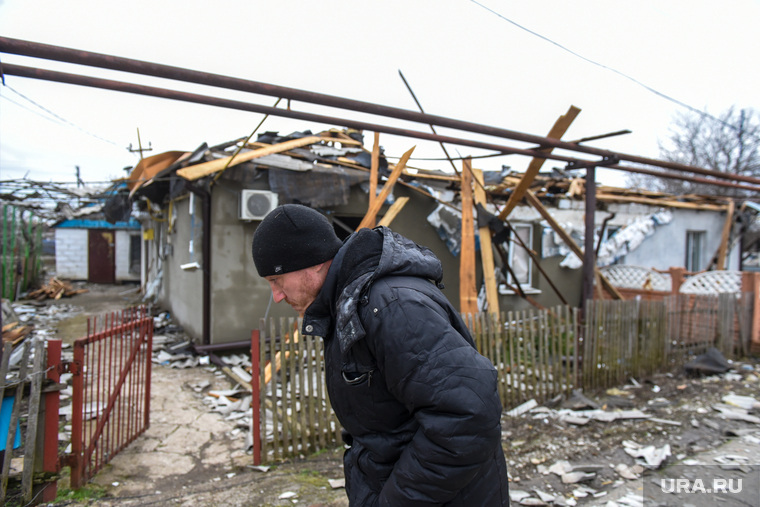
[328, 478, 345, 489]
[684, 347, 730, 375]
[622, 440, 671, 468]
[6, 282, 759, 505]
[26, 277, 89, 301]
[507, 399, 539, 417]
[712, 403, 760, 424]
[2, 321, 32, 345]
[562, 471, 596, 484]
[722, 393, 760, 410]
[614, 463, 643, 480]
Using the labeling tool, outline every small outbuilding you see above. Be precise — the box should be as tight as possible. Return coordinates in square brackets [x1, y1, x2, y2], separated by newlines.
[54, 208, 141, 284]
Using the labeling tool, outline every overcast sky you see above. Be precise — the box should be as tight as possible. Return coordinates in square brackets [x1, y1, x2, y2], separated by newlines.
[0, 0, 757, 187]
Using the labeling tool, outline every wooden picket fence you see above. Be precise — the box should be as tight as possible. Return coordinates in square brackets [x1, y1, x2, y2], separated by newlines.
[0, 338, 60, 505]
[252, 318, 342, 465]
[583, 293, 753, 389]
[252, 293, 752, 463]
[465, 306, 580, 409]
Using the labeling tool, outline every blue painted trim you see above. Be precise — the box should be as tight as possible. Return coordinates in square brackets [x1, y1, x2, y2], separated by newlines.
[55, 219, 141, 230]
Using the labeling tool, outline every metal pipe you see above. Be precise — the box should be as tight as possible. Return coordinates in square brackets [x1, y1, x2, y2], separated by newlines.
[2, 36, 759, 185]
[4, 62, 760, 191]
[0, 63, 581, 162]
[604, 164, 760, 193]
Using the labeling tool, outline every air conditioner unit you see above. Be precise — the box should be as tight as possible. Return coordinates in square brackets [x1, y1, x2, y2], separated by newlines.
[239, 190, 278, 221]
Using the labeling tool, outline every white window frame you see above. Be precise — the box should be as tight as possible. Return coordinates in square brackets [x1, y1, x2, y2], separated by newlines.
[686, 230, 706, 271]
[499, 223, 540, 295]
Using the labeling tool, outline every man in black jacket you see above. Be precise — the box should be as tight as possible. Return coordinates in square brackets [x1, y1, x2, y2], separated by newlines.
[252, 204, 509, 506]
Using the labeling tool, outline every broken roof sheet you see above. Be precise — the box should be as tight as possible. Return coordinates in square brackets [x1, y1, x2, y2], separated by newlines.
[122, 126, 735, 214]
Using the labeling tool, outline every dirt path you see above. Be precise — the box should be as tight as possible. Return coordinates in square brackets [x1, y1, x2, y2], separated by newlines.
[81, 364, 349, 507]
[34, 283, 348, 507]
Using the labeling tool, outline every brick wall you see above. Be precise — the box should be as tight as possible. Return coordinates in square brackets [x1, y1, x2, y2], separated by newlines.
[54, 228, 88, 280]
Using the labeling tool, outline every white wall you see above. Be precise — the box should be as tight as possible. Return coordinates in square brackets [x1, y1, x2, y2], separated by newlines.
[55, 228, 88, 280]
[510, 200, 739, 271]
[115, 230, 140, 281]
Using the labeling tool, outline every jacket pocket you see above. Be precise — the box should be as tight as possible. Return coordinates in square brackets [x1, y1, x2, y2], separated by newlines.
[342, 369, 374, 386]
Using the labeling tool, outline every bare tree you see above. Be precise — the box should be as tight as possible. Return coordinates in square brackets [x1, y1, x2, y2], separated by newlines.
[627, 107, 760, 198]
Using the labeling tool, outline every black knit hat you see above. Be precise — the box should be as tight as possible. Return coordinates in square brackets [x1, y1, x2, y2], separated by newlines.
[252, 204, 343, 277]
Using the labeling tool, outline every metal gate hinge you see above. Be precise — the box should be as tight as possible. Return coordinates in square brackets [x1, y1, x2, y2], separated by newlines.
[60, 360, 83, 375]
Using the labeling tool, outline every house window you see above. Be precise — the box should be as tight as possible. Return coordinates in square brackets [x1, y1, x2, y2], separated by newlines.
[499, 223, 539, 294]
[685, 230, 706, 271]
[129, 234, 141, 275]
[509, 224, 533, 286]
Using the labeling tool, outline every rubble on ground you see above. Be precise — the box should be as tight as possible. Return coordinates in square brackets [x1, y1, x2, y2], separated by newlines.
[5, 295, 760, 506]
[501, 355, 760, 506]
[27, 276, 89, 301]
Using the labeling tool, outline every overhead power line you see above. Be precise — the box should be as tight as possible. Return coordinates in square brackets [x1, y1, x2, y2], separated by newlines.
[1, 83, 120, 146]
[469, 0, 744, 132]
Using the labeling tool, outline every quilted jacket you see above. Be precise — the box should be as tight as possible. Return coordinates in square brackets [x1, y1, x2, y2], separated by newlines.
[303, 227, 509, 506]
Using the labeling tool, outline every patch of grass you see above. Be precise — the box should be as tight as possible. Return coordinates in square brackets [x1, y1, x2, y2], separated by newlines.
[55, 484, 107, 503]
[297, 469, 329, 488]
[310, 447, 331, 458]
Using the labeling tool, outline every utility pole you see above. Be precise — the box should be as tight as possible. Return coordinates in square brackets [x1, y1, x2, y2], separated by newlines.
[127, 128, 152, 160]
[75, 165, 83, 188]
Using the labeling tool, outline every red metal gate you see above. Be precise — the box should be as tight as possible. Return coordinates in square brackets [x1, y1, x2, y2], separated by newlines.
[68, 306, 153, 487]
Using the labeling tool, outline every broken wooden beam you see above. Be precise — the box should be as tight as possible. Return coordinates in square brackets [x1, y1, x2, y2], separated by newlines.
[524, 190, 624, 301]
[472, 168, 499, 319]
[357, 146, 415, 230]
[369, 132, 380, 209]
[498, 105, 581, 220]
[177, 136, 322, 181]
[377, 197, 409, 228]
[459, 158, 478, 316]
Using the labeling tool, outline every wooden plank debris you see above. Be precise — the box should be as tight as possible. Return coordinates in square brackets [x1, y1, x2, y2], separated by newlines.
[357, 146, 415, 230]
[369, 132, 380, 209]
[2, 322, 32, 346]
[21, 338, 45, 503]
[26, 277, 88, 301]
[524, 191, 624, 300]
[459, 158, 478, 316]
[377, 197, 409, 228]
[264, 328, 300, 385]
[0, 340, 30, 502]
[594, 193, 728, 210]
[498, 105, 581, 220]
[472, 168, 499, 319]
[177, 136, 322, 181]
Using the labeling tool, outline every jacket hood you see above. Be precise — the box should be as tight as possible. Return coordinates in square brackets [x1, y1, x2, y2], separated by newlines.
[304, 226, 443, 353]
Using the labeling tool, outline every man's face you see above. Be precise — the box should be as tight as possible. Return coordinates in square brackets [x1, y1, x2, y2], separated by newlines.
[264, 262, 330, 317]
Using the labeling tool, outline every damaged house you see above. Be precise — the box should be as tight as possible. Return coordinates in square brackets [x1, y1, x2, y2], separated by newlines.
[124, 127, 744, 345]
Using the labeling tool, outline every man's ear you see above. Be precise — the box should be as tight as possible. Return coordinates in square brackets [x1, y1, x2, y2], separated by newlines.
[314, 260, 332, 274]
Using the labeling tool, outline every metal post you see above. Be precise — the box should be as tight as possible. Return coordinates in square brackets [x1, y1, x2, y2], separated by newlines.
[582, 166, 597, 316]
[41, 339, 62, 502]
[251, 330, 261, 465]
[69, 342, 84, 488]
